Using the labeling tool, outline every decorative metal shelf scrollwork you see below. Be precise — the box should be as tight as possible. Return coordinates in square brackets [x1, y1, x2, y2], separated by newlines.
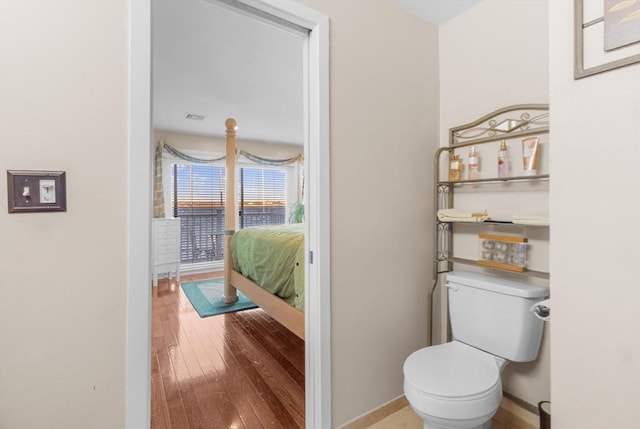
[450, 104, 549, 147]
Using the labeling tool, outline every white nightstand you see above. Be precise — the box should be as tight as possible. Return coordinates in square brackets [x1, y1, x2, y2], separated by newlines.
[152, 218, 181, 287]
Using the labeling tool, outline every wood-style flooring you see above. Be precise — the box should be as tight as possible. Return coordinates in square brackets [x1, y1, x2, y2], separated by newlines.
[151, 273, 305, 429]
[152, 273, 537, 429]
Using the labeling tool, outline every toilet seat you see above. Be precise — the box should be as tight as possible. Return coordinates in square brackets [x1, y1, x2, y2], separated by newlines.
[403, 341, 504, 423]
[404, 341, 501, 397]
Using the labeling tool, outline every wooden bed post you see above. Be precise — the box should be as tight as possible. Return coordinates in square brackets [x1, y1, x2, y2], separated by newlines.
[220, 116, 304, 339]
[223, 118, 238, 304]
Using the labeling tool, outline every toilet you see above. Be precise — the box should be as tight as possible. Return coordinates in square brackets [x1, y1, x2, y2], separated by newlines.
[403, 271, 548, 429]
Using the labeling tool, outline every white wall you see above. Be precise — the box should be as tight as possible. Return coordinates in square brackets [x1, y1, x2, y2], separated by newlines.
[0, 2, 128, 428]
[299, 1, 440, 426]
[549, 0, 640, 427]
[439, 0, 550, 408]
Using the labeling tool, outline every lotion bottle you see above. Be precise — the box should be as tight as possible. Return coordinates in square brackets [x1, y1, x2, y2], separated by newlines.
[449, 154, 462, 182]
[468, 146, 479, 180]
[497, 140, 508, 178]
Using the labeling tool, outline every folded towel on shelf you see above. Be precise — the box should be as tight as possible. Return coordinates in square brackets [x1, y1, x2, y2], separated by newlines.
[437, 209, 489, 223]
[512, 213, 549, 226]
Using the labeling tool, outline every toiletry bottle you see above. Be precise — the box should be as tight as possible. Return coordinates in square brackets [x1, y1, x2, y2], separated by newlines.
[468, 146, 479, 180]
[497, 140, 508, 177]
[522, 137, 539, 176]
[449, 154, 462, 182]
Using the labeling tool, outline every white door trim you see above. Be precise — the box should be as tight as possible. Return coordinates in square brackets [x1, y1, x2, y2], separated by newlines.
[127, 2, 152, 428]
[127, 1, 331, 427]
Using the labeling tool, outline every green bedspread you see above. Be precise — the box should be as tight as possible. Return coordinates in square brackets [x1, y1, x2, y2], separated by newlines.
[230, 223, 305, 310]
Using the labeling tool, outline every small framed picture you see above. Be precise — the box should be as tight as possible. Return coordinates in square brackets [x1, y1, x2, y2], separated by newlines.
[7, 170, 67, 213]
[575, 0, 640, 79]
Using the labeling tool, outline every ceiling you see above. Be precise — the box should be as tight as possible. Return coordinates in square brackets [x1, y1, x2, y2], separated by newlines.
[393, 0, 482, 26]
[152, 0, 481, 146]
[152, 0, 306, 145]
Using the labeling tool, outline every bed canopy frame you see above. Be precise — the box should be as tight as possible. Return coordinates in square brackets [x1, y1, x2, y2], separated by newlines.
[222, 118, 305, 340]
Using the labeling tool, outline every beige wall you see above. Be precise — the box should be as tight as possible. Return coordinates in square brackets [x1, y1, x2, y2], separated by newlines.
[438, 0, 550, 408]
[0, 2, 128, 428]
[549, 0, 640, 427]
[299, 1, 440, 426]
[439, 0, 549, 145]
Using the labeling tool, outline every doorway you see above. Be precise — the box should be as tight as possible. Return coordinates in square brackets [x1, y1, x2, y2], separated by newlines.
[127, 1, 330, 428]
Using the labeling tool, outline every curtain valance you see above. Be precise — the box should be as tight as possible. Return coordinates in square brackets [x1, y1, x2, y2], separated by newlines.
[153, 140, 302, 218]
[161, 141, 302, 166]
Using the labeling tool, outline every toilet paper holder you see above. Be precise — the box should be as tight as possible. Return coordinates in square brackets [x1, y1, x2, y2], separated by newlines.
[530, 299, 550, 321]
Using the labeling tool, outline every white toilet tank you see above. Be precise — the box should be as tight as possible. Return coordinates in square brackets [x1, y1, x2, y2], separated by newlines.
[446, 271, 548, 362]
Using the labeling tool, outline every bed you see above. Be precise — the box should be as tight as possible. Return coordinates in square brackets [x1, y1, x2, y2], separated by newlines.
[222, 118, 306, 340]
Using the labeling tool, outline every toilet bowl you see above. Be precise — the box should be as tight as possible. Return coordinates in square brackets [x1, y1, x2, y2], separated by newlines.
[403, 341, 506, 429]
[403, 271, 548, 429]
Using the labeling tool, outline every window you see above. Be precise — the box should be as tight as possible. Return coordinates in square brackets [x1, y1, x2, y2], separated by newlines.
[172, 164, 226, 264]
[171, 163, 289, 266]
[238, 167, 286, 229]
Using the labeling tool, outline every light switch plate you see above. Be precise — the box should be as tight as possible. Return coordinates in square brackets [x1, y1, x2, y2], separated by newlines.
[7, 170, 66, 213]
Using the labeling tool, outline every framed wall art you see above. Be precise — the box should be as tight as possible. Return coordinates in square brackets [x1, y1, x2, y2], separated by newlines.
[575, 0, 640, 79]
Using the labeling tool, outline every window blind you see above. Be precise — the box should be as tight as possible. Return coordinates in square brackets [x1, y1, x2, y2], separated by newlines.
[172, 164, 226, 264]
[238, 167, 286, 229]
[171, 163, 287, 266]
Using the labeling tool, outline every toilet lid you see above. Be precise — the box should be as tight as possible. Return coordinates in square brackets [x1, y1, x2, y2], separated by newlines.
[404, 341, 500, 398]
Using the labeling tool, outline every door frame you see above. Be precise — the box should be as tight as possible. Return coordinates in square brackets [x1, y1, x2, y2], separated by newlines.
[127, 1, 331, 428]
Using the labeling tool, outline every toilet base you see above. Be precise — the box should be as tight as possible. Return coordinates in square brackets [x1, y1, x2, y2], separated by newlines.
[410, 404, 494, 429]
[422, 418, 491, 429]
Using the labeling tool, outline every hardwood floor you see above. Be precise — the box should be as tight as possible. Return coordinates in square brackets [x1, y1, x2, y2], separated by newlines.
[152, 273, 537, 429]
[151, 273, 305, 429]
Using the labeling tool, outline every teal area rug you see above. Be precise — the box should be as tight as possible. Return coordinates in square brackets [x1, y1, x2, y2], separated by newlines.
[181, 278, 257, 318]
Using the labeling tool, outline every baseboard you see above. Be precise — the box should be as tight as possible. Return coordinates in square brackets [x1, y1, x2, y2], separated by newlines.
[338, 395, 409, 429]
[503, 391, 540, 415]
[338, 394, 540, 429]
[498, 394, 540, 429]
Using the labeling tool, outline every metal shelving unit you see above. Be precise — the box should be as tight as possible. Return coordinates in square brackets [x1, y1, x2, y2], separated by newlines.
[429, 104, 550, 344]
